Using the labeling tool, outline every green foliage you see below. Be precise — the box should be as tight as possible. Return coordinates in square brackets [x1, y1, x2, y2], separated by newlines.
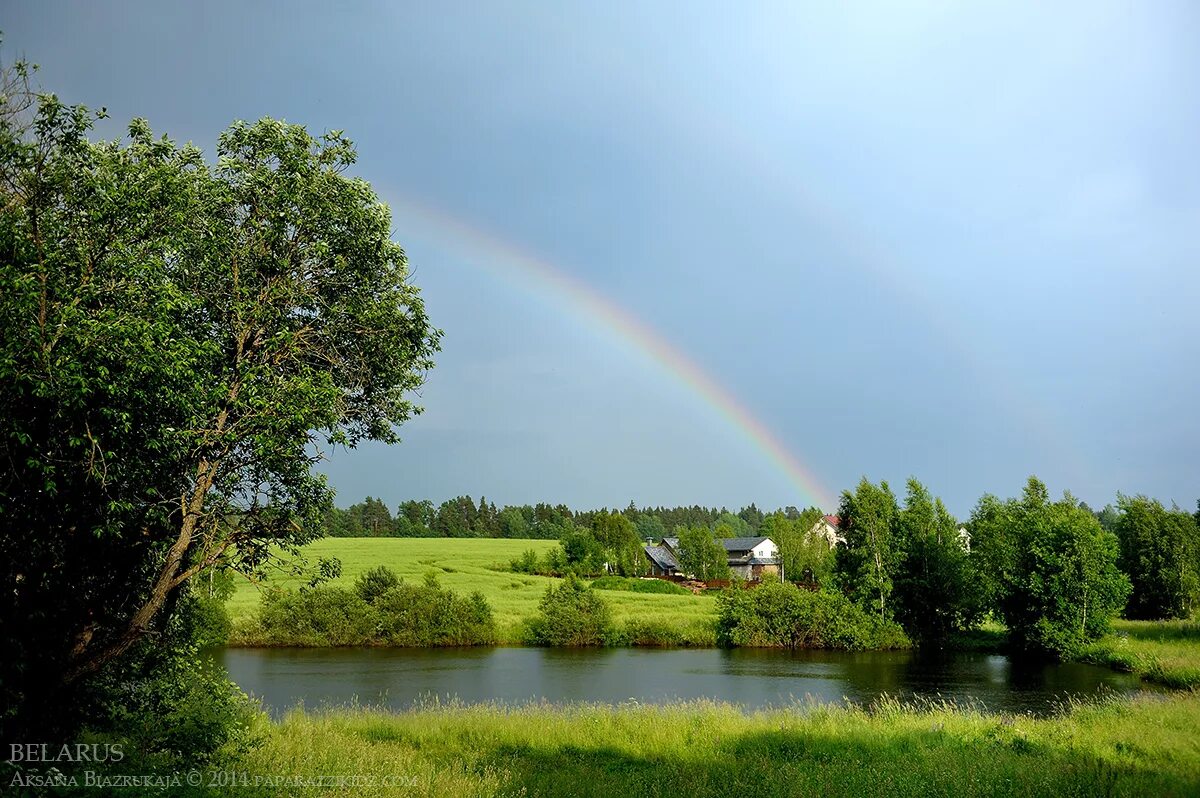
[560, 527, 606, 575]
[591, 510, 649, 576]
[258, 587, 379, 646]
[354, 565, 401, 604]
[257, 575, 496, 647]
[716, 581, 909, 650]
[590, 576, 692, 595]
[498, 506, 531, 538]
[372, 574, 496, 646]
[835, 478, 901, 618]
[760, 509, 834, 585]
[326, 497, 396, 537]
[971, 477, 1131, 657]
[677, 525, 731, 581]
[892, 479, 984, 643]
[0, 76, 440, 738]
[525, 576, 614, 646]
[1114, 495, 1200, 619]
[510, 548, 542, 575]
[79, 592, 259, 763]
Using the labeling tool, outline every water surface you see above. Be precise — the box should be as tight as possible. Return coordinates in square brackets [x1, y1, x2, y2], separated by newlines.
[214, 646, 1150, 718]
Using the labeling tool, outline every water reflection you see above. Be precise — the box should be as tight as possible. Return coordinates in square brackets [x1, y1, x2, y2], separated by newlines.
[212, 646, 1152, 719]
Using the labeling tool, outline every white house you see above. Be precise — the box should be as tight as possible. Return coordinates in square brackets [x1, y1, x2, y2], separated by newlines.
[808, 514, 845, 548]
[647, 536, 781, 581]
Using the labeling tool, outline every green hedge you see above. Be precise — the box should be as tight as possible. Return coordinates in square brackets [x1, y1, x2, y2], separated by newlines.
[716, 582, 910, 651]
[257, 570, 495, 646]
[591, 576, 691, 595]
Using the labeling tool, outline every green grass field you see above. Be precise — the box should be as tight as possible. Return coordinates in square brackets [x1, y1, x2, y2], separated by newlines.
[228, 537, 718, 643]
[116, 693, 1200, 797]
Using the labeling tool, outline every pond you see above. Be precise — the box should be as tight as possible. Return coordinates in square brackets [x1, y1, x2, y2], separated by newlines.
[214, 646, 1152, 718]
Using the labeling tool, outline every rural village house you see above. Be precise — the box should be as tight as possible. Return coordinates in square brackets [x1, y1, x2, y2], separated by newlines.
[643, 518, 971, 581]
[644, 536, 781, 581]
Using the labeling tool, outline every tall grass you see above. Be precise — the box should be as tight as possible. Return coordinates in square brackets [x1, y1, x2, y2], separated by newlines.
[1080, 619, 1200, 689]
[116, 692, 1200, 797]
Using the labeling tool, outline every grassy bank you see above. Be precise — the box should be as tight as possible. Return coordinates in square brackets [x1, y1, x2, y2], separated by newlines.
[1080, 619, 1200, 689]
[228, 538, 718, 645]
[85, 692, 1198, 797]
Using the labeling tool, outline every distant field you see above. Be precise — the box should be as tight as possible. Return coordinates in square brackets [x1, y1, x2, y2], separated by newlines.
[227, 537, 718, 642]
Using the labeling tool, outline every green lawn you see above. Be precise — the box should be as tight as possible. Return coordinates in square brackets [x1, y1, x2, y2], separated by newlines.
[228, 537, 718, 643]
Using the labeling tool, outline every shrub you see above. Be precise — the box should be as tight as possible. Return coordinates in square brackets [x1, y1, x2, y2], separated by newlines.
[373, 573, 496, 646]
[355, 565, 401, 604]
[618, 618, 715, 647]
[80, 594, 261, 764]
[258, 587, 379, 646]
[716, 581, 909, 651]
[510, 548, 542, 575]
[591, 576, 691, 595]
[188, 567, 236, 647]
[257, 574, 497, 647]
[526, 576, 614, 646]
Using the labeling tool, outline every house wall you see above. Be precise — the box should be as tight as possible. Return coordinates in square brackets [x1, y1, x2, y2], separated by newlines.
[730, 563, 753, 580]
[751, 542, 777, 559]
[752, 563, 780, 580]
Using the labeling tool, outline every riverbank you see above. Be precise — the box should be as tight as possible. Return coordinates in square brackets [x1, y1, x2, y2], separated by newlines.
[1080, 619, 1200, 690]
[227, 540, 1200, 692]
[87, 692, 1200, 797]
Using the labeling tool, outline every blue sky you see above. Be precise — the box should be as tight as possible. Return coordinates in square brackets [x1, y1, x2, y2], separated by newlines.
[6, 2, 1198, 515]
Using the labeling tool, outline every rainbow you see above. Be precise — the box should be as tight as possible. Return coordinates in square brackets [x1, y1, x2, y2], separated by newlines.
[386, 195, 836, 510]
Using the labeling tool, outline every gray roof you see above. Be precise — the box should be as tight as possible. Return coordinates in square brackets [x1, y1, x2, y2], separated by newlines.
[643, 544, 678, 570]
[719, 537, 771, 552]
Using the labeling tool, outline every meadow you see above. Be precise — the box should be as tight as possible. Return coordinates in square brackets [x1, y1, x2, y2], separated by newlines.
[227, 538, 718, 644]
[100, 693, 1200, 797]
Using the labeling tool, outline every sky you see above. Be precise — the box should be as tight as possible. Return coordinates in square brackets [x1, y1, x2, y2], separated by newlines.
[5, 1, 1198, 516]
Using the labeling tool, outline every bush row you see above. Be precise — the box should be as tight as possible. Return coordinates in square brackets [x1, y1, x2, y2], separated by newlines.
[256, 569, 495, 646]
[716, 581, 911, 651]
[590, 576, 692, 595]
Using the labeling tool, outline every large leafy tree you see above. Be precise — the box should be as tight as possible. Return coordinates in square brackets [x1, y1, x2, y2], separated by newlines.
[760, 508, 833, 586]
[1114, 496, 1200, 620]
[835, 478, 900, 618]
[676, 525, 731, 581]
[591, 511, 647, 576]
[0, 88, 440, 736]
[892, 478, 982, 643]
[970, 477, 1129, 656]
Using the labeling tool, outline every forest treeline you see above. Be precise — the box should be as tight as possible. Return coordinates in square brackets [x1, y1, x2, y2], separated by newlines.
[325, 496, 789, 540]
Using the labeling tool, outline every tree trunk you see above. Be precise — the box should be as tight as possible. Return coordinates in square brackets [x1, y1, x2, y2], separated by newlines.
[62, 457, 218, 684]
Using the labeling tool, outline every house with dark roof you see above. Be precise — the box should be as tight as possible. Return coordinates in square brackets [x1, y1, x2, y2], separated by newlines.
[645, 536, 780, 581]
[643, 543, 679, 577]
